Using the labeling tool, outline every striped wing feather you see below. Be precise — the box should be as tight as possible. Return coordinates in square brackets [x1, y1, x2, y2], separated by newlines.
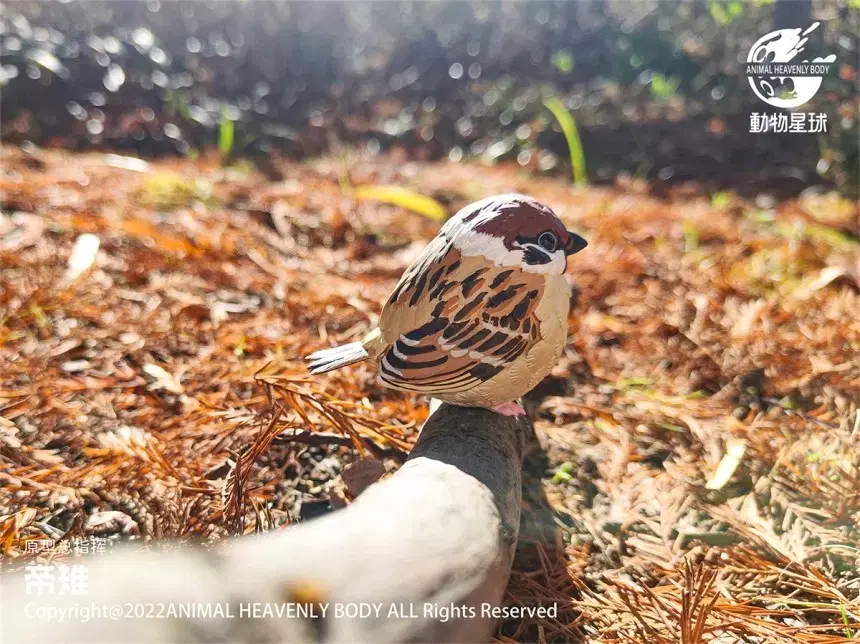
[376, 242, 544, 395]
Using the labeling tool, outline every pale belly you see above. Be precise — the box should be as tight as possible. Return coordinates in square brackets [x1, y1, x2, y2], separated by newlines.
[439, 274, 570, 408]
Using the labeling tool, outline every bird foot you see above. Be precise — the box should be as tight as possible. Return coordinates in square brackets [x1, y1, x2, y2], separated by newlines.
[491, 402, 526, 417]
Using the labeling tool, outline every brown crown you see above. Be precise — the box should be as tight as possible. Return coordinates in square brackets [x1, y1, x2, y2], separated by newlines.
[463, 194, 570, 250]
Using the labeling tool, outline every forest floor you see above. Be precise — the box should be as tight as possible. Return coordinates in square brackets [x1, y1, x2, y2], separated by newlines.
[1, 147, 858, 643]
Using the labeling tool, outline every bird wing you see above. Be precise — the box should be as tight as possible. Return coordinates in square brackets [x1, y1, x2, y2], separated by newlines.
[375, 240, 546, 395]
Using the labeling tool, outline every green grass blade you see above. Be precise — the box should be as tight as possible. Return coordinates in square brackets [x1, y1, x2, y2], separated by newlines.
[219, 112, 235, 160]
[544, 96, 587, 186]
[839, 603, 853, 638]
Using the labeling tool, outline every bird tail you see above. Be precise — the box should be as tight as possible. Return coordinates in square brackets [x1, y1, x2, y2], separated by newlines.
[305, 342, 369, 375]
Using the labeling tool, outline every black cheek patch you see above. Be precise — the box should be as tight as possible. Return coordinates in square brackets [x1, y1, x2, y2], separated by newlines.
[523, 247, 551, 265]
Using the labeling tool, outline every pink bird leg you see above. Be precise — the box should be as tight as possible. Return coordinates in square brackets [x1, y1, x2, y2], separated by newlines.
[491, 401, 526, 417]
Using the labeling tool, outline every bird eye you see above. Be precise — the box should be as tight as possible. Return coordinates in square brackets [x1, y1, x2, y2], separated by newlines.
[537, 231, 558, 252]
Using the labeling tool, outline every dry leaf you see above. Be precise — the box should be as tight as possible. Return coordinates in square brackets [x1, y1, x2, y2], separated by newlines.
[141, 363, 185, 394]
[705, 439, 747, 490]
[63, 233, 100, 282]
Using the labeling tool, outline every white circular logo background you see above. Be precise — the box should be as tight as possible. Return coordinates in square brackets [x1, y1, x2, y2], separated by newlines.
[746, 22, 836, 108]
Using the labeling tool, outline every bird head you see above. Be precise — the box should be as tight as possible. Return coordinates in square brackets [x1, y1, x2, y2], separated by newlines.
[441, 194, 587, 275]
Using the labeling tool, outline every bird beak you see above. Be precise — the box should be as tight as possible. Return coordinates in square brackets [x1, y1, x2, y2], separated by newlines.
[565, 231, 588, 256]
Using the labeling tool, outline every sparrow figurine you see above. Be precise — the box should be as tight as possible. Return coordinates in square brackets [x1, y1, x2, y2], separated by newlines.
[306, 194, 587, 416]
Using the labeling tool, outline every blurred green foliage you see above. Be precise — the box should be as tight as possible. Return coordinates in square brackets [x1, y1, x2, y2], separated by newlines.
[0, 1, 856, 197]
